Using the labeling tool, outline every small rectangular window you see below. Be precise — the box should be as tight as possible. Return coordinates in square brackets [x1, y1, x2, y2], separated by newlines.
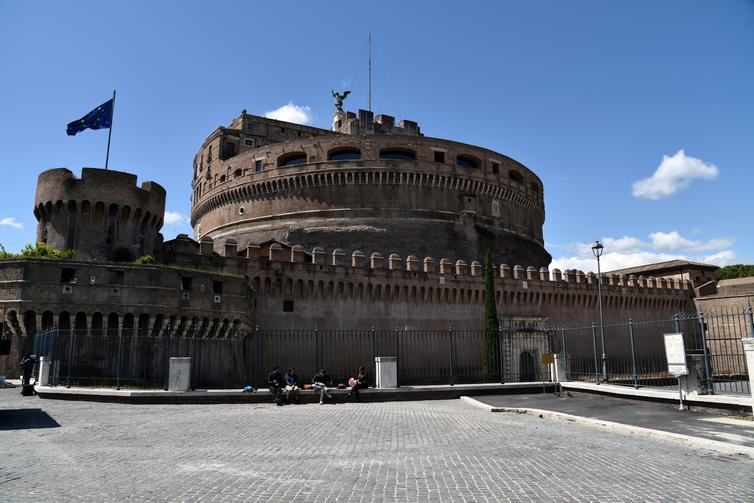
[283, 300, 294, 312]
[244, 138, 255, 147]
[181, 276, 193, 290]
[61, 268, 76, 283]
[492, 162, 500, 174]
[212, 280, 223, 294]
[280, 127, 286, 133]
[297, 131, 302, 137]
[245, 122, 254, 131]
[109, 270, 124, 285]
[434, 151, 445, 163]
[255, 160, 263, 172]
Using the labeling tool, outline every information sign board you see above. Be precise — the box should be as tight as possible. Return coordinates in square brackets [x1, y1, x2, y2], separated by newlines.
[663, 333, 688, 376]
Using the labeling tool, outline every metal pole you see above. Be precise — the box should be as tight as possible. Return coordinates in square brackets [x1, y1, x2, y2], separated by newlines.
[191, 324, 198, 391]
[590, 322, 599, 384]
[448, 325, 454, 386]
[628, 318, 638, 389]
[66, 328, 74, 388]
[395, 326, 400, 388]
[116, 323, 123, 390]
[596, 254, 607, 383]
[697, 312, 714, 395]
[673, 313, 681, 334]
[560, 326, 568, 380]
[314, 323, 319, 375]
[105, 89, 116, 170]
[371, 325, 376, 376]
[254, 324, 260, 389]
[498, 325, 504, 384]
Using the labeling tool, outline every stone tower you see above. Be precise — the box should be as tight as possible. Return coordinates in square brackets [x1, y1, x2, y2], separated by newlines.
[34, 168, 166, 261]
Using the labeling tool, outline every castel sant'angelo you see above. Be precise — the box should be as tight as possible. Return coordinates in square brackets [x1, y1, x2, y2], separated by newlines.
[0, 97, 695, 367]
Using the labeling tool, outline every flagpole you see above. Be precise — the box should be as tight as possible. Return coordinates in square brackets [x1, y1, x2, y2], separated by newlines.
[105, 89, 116, 170]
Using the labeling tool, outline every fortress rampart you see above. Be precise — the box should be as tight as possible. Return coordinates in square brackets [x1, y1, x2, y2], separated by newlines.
[34, 168, 166, 261]
[191, 128, 549, 267]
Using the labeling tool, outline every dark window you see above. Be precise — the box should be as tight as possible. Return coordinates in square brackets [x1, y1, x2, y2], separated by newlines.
[379, 149, 416, 161]
[212, 280, 223, 294]
[509, 170, 524, 183]
[181, 276, 193, 290]
[219, 175, 226, 183]
[280, 127, 286, 133]
[244, 138, 255, 147]
[109, 270, 124, 285]
[492, 162, 500, 174]
[530, 181, 539, 192]
[224, 142, 236, 157]
[255, 160, 263, 172]
[245, 123, 254, 131]
[434, 151, 445, 163]
[234, 169, 242, 178]
[278, 153, 307, 167]
[61, 268, 76, 283]
[283, 300, 294, 312]
[297, 131, 302, 137]
[328, 148, 361, 161]
[207, 146, 212, 162]
[457, 155, 478, 169]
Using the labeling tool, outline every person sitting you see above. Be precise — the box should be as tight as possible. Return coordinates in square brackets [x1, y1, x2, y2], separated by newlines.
[347, 366, 369, 402]
[267, 366, 284, 405]
[312, 368, 333, 405]
[284, 367, 300, 404]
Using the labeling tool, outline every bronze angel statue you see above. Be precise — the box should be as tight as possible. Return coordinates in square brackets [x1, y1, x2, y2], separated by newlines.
[331, 89, 351, 112]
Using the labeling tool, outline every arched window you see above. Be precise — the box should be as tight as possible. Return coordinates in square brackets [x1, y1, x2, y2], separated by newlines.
[328, 148, 361, 161]
[456, 155, 478, 169]
[509, 169, 524, 183]
[278, 152, 308, 167]
[379, 148, 416, 161]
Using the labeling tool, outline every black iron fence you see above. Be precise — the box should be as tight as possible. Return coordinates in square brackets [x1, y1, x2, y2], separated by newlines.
[562, 308, 754, 395]
[32, 325, 556, 390]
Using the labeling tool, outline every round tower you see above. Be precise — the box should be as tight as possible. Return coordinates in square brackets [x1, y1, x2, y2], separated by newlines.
[34, 168, 166, 261]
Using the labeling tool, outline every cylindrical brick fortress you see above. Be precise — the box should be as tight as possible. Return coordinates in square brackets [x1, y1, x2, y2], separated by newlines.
[191, 113, 551, 267]
[34, 168, 166, 261]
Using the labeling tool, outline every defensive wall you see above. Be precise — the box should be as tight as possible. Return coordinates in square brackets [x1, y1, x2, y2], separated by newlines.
[191, 124, 549, 267]
[34, 168, 165, 262]
[0, 257, 252, 369]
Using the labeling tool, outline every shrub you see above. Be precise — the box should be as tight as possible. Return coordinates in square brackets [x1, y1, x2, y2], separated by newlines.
[133, 255, 156, 265]
[715, 264, 754, 281]
[19, 242, 76, 259]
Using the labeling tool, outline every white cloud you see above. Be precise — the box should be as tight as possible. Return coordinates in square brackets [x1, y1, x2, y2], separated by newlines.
[264, 101, 312, 125]
[632, 149, 718, 200]
[702, 250, 736, 266]
[649, 231, 733, 252]
[0, 217, 23, 229]
[549, 230, 735, 272]
[163, 211, 187, 225]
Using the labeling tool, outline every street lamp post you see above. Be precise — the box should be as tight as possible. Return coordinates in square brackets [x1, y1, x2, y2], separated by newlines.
[592, 240, 607, 383]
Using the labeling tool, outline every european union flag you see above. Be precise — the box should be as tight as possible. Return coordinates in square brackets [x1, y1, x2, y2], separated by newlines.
[66, 99, 113, 136]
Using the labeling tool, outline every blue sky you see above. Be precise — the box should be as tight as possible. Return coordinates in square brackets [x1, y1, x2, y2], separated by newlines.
[1, 1, 752, 272]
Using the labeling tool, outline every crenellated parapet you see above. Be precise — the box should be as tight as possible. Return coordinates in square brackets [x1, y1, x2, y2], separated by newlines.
[34, 168, 166, 262]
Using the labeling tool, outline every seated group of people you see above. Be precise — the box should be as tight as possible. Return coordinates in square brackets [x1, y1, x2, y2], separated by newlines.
[267, 366, 369, 405]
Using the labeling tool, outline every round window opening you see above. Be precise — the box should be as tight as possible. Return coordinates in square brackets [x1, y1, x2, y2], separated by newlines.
[239, 207, 245, 215]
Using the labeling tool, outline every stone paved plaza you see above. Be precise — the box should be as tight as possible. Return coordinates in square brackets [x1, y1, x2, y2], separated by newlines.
[1, 389, 753, 502]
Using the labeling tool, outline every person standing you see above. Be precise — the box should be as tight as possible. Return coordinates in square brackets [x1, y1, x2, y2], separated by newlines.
[19, 353, 36, 387]
[312, 368, 332, 405]
[267, 366, 284, 406]
[284, 368, 300, 404]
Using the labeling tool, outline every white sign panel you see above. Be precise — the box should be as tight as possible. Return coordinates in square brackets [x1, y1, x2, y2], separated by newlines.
[664, 333, 688, 376]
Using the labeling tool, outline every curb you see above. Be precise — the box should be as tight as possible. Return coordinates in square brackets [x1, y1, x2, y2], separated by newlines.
[459, 396, 754, 459]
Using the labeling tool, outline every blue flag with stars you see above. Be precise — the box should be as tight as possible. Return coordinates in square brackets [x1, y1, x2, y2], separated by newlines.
[66, 99, 113, 136]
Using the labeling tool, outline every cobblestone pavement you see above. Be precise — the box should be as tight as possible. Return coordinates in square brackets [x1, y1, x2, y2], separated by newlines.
[1, 389, 753, 502]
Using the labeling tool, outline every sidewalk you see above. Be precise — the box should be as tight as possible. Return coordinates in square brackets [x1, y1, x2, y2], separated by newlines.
[463, 391, 754, 457]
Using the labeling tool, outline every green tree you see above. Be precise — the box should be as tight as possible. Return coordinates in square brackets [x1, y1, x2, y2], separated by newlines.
[483, 250, 499, 381]
[715, 264, 754, 281]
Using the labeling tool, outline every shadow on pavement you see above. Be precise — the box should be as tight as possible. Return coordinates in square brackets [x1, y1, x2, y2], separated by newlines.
[0, 409, 61, 430]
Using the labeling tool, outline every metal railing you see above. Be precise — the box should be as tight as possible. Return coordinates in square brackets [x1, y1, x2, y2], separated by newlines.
[562, 308, 753, 395]
[32, 325, 556, 390]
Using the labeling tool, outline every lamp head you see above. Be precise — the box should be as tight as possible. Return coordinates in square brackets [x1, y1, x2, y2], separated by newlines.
[591, 240, 604, 258]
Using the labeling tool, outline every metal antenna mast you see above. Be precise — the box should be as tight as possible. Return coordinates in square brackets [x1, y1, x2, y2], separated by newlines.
[368, 31, 372, 111]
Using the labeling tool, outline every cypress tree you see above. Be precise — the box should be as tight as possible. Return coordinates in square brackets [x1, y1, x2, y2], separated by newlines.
[483, 250, 499, 381]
